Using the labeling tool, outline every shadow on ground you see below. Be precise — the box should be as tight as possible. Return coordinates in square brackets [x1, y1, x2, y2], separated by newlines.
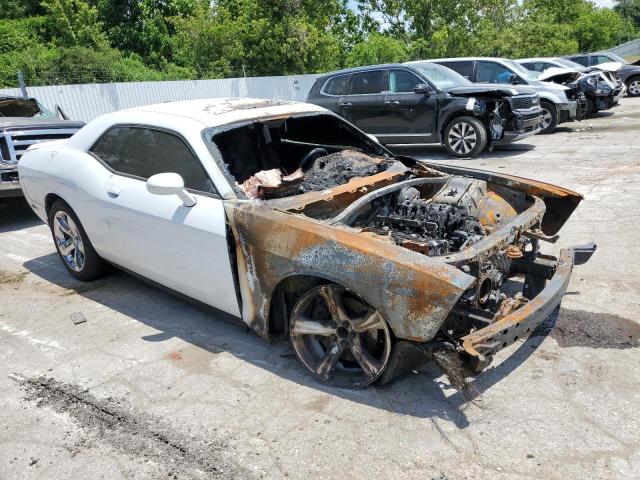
[390, 143, 535, 161]
[22, 253, 638, 429]
[0, 197, 40, 233]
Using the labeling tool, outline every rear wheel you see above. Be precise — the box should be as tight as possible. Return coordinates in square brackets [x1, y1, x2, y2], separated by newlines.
[290, 284, 391, 389]
[443, 116, 487, 158]
[626, 77, 640, 97]
[49, 200, 105, 281]
[540, 101, 558, 134]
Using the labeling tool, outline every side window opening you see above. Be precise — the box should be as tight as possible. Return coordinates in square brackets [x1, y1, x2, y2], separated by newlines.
[477, 61, 514, 84]
[324, 75, 351, 95]
[570, 56, 589, 67]
[349, 70, 386, 95]
[389, 70, 422, 93]
[90, 126, 216, 194]
[439, 61, 474, 79]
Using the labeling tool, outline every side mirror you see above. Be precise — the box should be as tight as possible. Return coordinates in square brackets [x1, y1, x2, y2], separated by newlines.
[508, 74, 520, 85]
[146, 172, 196, 207]
[413, 83, 431, 95]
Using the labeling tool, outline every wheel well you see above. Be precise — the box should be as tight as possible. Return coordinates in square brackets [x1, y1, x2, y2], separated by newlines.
[626, 74, 640, 84]
[268, 275, 333, 338]
[440, 113, 487, 143]
[44, 193, 63, 218]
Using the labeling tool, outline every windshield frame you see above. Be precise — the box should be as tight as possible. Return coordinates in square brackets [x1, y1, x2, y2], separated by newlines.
[406, 62, 473, 91]
[502, 60, 539, 82]
[604, 52, 629, 65]
[554, 58, 586, 71]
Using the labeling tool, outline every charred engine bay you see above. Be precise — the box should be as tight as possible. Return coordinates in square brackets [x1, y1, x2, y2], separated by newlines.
[364, 191, 485, 256]
[342, 176, 514, 257]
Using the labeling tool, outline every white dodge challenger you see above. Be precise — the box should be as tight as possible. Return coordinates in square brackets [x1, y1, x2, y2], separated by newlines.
[18, 98, 594, 389]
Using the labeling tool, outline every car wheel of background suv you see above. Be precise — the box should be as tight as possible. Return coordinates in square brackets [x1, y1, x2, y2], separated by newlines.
[443, 116, 487, 158]
[48, 199, 106, 281]
[626, 77, 640, 97]
[539, 101, 558, 134]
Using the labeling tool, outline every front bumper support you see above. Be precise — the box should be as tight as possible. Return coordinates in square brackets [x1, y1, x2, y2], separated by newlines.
[460, 243, 596, 372]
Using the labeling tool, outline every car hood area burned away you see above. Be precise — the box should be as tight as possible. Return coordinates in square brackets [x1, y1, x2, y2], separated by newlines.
[206, 111, 590, 380]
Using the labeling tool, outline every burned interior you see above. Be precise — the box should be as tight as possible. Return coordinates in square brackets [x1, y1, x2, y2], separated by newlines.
[207, 111, 592, 386]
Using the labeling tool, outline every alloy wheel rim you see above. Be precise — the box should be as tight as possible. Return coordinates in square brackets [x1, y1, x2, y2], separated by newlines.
[629, 81, 640, 95]
[541, 108, 552, 130]
[447, 121, 477, 155]
[290, 284, 391, 389]
[53, 211, 85, 272]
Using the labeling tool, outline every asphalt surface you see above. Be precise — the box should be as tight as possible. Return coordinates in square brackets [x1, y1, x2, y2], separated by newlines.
[1, 98, 639, 480]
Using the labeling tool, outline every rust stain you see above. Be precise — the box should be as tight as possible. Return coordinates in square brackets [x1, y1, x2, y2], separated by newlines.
[167, 351, 183, 361]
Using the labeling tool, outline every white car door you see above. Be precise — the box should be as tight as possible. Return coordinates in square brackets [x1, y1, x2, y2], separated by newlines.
[88, 125, 240, 318]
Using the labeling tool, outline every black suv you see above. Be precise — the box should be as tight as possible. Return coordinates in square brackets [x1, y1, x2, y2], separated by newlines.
[565, 52, 640, 97]
[307, 62, 543, 158]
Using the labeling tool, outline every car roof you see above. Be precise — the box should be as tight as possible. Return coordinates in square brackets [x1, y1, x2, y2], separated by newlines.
[416, 57, 509, 63]
[127, 97, 327, 128]
[315, 63, 411, 78]
[516, 57, 562, 63]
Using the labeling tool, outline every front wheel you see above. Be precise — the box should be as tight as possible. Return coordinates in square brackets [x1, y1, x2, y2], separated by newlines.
[539, 101, 558, 134]
[626, 77, 640, 97]
[443, 116, 487, 158]
[49, 200, 105, 281]
[290, 284, 392, 389]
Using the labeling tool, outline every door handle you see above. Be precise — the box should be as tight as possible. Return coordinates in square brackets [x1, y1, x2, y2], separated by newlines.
[106, 184, 121, 198]
[385, 100, 400, 106]
[338, 102, 352, 107]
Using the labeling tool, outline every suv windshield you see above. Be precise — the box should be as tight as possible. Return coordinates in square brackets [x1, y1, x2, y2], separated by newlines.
[502, 60, 539, 81]
[408, 62, 472, 90]
[605, 53, 629, 65]
[555, 58, 586, 71]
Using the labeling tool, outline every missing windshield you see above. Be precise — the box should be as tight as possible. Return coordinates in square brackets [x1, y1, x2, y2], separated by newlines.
[204, 113, 394, 199]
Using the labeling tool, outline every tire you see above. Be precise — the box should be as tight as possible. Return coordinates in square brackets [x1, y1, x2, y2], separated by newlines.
[48, 199, 105, 281]
[626, 77, 640, 97]
[289, 284, 392, 388]
[443, 116, 487, 158]
[539, 101, 558, 134]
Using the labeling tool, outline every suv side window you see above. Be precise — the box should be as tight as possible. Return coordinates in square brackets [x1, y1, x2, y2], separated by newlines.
[596, 55, 613, 65]
[90, 126, 216, 194]
[477, 61, 515, 83]
[439, 61, 474, 79]
[349, 70, 386, 95]
[569, 56, 589, 67]
[324, 75, 351, 95]
[389, 69, 422, 93]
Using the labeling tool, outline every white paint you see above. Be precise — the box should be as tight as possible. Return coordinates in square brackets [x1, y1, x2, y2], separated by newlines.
[18, 99, 332, 321]
[0, 322, 72, 352]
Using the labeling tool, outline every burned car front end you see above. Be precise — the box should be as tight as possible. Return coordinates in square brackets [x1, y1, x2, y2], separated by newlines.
[203, 106, 593, 387]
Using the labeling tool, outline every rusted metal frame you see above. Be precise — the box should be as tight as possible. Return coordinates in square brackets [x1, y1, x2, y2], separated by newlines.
[225, 199, 476, 343]
[460, 249, 574, 372]
[439, 195, 546, 267]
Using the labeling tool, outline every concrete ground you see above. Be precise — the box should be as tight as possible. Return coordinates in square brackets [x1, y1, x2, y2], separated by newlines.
[1, 98, 639, 480]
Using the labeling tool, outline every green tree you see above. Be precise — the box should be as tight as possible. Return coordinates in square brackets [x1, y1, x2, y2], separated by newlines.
[345, 34, 408, 66]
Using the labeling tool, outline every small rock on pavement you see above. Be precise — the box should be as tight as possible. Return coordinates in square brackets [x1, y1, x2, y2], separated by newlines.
[70, 311, 86, 325]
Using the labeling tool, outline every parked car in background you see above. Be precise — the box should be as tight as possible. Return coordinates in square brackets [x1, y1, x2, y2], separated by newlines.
[0, 96, 83, 198]
[307, 62, 542, 158]
[516, 57, 623, 115]
[17, 98, 594, 387]
[427, 57, 580, 134]
[565, 52, 640, 97]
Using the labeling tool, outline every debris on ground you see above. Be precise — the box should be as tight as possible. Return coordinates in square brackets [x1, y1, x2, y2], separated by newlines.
[11, 375, 249, 479]
[0, 269, 28, 284]
[432, 350, 477, 400]
[70, 312, 86, 325]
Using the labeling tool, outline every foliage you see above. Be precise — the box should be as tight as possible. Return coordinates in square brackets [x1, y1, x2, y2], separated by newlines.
[0, 0, 637, 88]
